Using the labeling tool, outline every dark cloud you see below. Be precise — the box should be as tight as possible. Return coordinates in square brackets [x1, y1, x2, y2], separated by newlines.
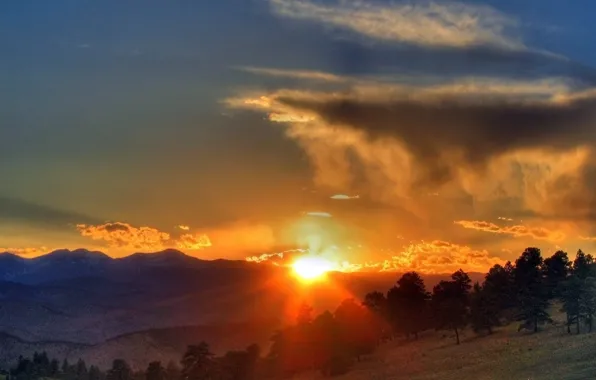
[0, 196, 100, 228]
[279, 92, 596, 186]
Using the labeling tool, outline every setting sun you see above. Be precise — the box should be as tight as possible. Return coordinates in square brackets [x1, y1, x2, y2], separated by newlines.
[292, 255, 335, 281]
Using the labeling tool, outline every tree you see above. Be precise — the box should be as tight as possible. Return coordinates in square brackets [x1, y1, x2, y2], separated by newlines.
[180, 342, 216, 380]
[89, 365, 103, 380]
[106, 359, 132, 380]
[146, 362, 166, 380]
[49, 359, 60, 377]
[431, 270, 471, 345]
[561, 275, 582, 334]
[76, 359, 88, 380]
[386, 272, 430, 339]
[363, 291, 387, 317]
[483, 263, 515, 322]
[218, 344, 261, 380]
[562, 251, 596, 334]
[513, 248, 551, 332]
[335, 298, 377, 360]
[542, 250, 570, 298]
[470, 283, 499, 334]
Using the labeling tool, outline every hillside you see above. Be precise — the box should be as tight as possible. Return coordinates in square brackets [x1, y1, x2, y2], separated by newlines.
[294, 309, 596, 380]
[0, 320, 279, 370]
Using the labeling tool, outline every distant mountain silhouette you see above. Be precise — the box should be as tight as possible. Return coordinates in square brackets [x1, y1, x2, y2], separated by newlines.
[0, 248, 249, 284]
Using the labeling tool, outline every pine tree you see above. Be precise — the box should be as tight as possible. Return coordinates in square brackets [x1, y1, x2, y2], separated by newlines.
[513, 248, 551, 332]
[470, 282, 499, 334]
[432, 270, 471, 345]
[387, 272, 430, 339]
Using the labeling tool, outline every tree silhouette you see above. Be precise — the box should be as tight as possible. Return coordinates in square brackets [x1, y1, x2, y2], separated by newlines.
[470, 282, 499, 334]
[562, 250, 596, 334]
[542, 250, 571, 299]
[180, 342, 216, 380]
[76, 359, 88, 380]
[432, 270, 471, 345]
[219, 344, 261, 380]
[146, 361, 166, 380]
[106, 359, 132, 380]
[483, 263, 515, 322]
[335, 298, 378, 360]
[387, 272, 430, 339]
[514, 248, 551, 332]
[89, 365, 103, 380]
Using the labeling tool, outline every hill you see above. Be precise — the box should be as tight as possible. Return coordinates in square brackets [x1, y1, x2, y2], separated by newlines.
[294, 311, 596, 380]
[0, 320, 278, 370]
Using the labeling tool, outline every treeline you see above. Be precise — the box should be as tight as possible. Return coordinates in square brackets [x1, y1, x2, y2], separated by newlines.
[7, 247, 596, 379]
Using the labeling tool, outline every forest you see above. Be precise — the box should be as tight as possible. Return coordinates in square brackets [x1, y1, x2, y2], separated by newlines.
[5, 247, 596, 380]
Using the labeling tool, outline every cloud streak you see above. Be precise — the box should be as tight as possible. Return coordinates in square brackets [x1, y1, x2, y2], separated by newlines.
[455, 220, 566, 242]
[269, 0, 522, 49]
[330, 194, 360, 200]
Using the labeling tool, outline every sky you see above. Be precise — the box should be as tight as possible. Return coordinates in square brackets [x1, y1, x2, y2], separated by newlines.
[3, 0, 596, 273]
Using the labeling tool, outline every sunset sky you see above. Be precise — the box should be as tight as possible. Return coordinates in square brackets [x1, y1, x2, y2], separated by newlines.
[3, 0, 596, 273]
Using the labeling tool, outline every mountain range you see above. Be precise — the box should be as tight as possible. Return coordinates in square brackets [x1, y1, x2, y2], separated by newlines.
[0, 248, 484, 369]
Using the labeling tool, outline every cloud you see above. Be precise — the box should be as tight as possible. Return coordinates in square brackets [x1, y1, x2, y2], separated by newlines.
[238, 66, 347, 83]
[0, 196, 100, 228]
[227, 78, 596, 221]
[330, 194, 360, 200]
[374, 240, 504, 274]
[246, 248, 307, 264]
[0, 246, 48, 258]
[306, 211, 333, 218]
[177, 225, 190, 231]
[498, 217, 514, 222]
[269, 0, 522, 49]
[246, 240, 502, 274]
[454, 220, 566, 242]
[176, 233, 212, 250]
[76, 222, 171, 250]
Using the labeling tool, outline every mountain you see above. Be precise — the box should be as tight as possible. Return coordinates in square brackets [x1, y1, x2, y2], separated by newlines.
[0, 248, 236, 284]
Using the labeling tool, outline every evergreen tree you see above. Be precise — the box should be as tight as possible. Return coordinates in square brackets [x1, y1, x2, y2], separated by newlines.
[542, 250, 571, 298]
[431, 270, 471, 345]
[386, 272, 430, 339]
[180, 342, 216, 380]
[89, 365, 103, 380]
[562, 250, 596, 334]
[106, 359, 132, 380]
[76, 359, 88, 380]
[513, 248, 551, 332]
[146, 362, 166, 380]
[470, 282, 499, 334]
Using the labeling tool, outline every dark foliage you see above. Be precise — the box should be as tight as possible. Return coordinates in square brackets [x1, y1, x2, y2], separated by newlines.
[386, 272, 430, 339]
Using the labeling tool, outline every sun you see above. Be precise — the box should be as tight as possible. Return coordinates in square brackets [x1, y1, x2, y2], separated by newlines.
[292, 255, 335, 281]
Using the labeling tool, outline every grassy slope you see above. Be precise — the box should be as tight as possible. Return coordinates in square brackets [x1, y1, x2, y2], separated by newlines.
[297, 310, 596, 380]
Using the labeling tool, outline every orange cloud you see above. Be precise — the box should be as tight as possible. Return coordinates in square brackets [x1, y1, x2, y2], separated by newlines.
[177, 225, 191, 231]
[177, 233, 212, 250]
[246, 241, 502, 274]
[373, 240, 504, 274]
[454, 220, 566, 242]
[0, 246, 48, 258]
[76, 222, 171, 250]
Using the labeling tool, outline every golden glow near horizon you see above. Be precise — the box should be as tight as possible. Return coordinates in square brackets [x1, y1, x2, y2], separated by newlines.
[292, 254, 335, 281]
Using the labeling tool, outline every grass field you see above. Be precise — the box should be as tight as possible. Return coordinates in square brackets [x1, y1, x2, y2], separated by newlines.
[296, 311, 596, 380]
